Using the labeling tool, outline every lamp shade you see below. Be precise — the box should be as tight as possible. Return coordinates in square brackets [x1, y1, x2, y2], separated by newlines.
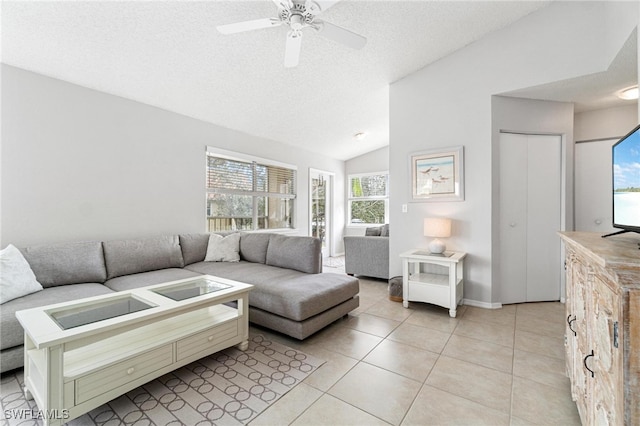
[424, 218, 452, 238]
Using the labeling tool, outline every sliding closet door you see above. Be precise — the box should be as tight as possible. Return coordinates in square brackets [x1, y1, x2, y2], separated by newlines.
[499, 133, 562, 304]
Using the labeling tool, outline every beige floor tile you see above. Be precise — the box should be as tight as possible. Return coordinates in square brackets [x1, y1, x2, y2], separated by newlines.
[404, 305, 460, 333]
[513, 349, 571, 390]
[250, 382, 322, 426]
[515, 314, 565, 338]
[515, 301, 565, 321]
[442, 334, 514, 373]
[255, 300, 577, 426]
[363, 339, 439, 382]
[462, 305, 517, 327]
[514, 329, 565, 360]
[328, 362, 422, 425]
[353, 295, 387, 316]
[509, 416, 537, 425]
[426, 355, 512, 413]
[511, 377, 581, 425]
[291, 394, 390, 426]
[304, 326, 383, 360]
[402, 385, 510, 426]
[301, 348, 359, 392]
[387, 322, 452, 354]
[358, 278, 390, 298]
[341, 313, 402, 337]
[365, 299, 415, 322]
[454, 318, 515, 348]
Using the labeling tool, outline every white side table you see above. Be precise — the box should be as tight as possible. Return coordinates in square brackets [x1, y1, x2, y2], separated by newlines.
[399, 249, 467, 317]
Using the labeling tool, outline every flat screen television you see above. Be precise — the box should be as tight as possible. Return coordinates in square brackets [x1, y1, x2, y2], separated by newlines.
[604, 123, 640, 237]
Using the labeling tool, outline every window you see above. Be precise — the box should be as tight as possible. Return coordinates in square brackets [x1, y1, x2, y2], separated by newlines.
[206, 149, 296, 232]
[348, 172, 389, 225]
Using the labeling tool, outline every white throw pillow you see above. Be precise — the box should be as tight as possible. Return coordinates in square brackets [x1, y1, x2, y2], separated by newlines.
[0, 244, 43, 304]
[204, 233, 241, 262]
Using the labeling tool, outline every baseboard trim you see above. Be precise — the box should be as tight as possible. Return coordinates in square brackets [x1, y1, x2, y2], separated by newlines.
[462, 299, 503, 309]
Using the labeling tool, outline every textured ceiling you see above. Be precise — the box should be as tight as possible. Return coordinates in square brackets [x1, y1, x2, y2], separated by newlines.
[2, 1, 635, 161]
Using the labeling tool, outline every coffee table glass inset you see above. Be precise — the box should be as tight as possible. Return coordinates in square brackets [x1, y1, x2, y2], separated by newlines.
[49, 295, 154, 330]
[152, 277, 231, 301]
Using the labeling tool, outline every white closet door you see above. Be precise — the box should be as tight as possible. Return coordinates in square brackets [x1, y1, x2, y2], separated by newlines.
[499, 133, 562, 304]
[525, 134, 561, 302]
[574, 139, 617, 233]
[499, 133, 528, 303]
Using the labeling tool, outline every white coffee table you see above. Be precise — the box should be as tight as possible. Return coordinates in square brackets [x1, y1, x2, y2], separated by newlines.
[15, 275, 252, 426]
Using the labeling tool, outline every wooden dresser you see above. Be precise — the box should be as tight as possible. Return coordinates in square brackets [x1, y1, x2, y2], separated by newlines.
[559, 232, 639, 425]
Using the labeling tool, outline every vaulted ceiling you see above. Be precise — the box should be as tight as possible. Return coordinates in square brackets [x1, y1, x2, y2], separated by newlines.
[2, 1, 636, 160]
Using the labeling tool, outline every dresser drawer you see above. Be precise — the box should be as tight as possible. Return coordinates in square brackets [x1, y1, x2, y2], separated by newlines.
[177, 320, 238, 361]
[75, 344, 173, 404]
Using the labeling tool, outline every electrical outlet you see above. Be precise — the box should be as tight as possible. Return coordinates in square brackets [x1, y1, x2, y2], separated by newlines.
[402, 204, 408, 213]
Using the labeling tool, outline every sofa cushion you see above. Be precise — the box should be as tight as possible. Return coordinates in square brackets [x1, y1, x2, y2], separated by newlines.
[239, 232, 271, 264]
[380, 224, 390, 237]
[205, 233, 241, 262]
[0, 283, 114, 350]
[104, 268, 203, 292]
[179, 233, 210, 266]
[103, 235, 184, 279]
[21, 241, 107, 287]
[184, 261, 359, 321]
[265, 234, 321, 274]
[0, 244, 43, 304]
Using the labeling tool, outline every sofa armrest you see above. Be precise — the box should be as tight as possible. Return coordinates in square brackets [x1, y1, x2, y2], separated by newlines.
[343, 236, 389, 279]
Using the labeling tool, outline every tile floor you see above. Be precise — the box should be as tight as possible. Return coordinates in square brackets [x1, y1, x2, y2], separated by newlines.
[249, 265, 581, 426]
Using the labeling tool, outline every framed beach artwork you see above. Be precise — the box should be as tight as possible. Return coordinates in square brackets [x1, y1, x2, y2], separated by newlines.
[410, 146, 464, 202]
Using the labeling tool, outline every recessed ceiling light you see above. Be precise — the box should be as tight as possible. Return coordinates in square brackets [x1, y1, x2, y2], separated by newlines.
[354, 132, 367, 141]
[617, 85, 639, 100]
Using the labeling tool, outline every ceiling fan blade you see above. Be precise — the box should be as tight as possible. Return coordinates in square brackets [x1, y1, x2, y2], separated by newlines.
[217, 18, 281, 35]
[305, 0, 342, 15]
[272, 0, 293, 10]
[315, 20, 366, 50]
[284, 31, 303, 68]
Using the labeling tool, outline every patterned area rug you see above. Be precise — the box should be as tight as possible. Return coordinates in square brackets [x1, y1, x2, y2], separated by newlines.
[1, 334, 323, 426]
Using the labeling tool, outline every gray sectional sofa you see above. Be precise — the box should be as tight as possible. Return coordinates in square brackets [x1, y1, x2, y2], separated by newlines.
[1, 232, 359, 373]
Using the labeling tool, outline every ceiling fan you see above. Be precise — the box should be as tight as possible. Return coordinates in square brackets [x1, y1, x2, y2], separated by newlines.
[217, 0, 367, 68]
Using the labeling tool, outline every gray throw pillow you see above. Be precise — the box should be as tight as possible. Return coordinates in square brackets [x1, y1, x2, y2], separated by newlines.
[365, 226, 382, 236]
[205, 233, 241, 262]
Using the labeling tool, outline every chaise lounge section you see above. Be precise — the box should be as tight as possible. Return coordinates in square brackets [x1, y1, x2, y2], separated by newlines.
[0, 232, 359, 373]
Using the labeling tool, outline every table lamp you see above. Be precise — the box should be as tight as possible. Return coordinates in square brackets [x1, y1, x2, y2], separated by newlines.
[424, 217, 451, 254]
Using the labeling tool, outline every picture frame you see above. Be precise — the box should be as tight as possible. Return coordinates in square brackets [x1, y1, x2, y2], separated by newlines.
[410, 146, 464, 202]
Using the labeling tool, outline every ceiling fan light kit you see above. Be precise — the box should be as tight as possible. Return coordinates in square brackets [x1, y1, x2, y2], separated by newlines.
[216, 0, 366, 68]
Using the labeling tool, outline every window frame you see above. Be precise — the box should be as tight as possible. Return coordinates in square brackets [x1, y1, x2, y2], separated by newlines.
[206, 147, 298, 232]
[347, 171, 389, 227]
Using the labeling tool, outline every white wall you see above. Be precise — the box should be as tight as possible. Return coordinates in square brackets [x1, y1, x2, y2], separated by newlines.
[574, 104, 638, 142]
[1, 65, 346, 251]
[390, 1, 639, 305]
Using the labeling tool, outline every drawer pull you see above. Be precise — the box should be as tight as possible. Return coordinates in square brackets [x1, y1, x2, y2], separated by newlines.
[127, 367, 135, 375]
[208, 336, 214, 342]
[584, 350, 595, 378]
[567, 315, 577, 336]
